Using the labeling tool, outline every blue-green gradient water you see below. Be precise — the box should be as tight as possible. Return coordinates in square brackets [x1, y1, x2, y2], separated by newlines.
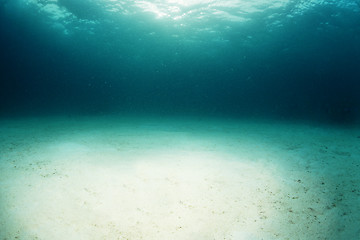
[1, 0, 360, 122]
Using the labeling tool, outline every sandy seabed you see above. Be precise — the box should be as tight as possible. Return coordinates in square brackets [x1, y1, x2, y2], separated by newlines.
[0, 115, 359, 240]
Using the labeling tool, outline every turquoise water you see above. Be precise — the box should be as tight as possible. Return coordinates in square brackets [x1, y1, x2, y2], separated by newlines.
[1, 0, 359, 123]
[1, 2, 360, 238]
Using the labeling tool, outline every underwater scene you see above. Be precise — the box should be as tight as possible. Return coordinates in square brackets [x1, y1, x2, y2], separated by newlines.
[0, 0, 360, 239]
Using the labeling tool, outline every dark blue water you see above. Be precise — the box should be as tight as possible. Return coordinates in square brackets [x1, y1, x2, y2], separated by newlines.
[1, 0, 360, 123]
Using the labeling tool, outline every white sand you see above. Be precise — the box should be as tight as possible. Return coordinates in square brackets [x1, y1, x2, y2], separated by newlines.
[0, 116, 359, 239]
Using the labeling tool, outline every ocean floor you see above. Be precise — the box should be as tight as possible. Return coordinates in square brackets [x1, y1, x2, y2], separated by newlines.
[0, 115, 359, 240]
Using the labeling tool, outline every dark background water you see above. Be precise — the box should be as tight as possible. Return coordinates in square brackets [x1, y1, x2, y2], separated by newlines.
[1, 0, 359, 123]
